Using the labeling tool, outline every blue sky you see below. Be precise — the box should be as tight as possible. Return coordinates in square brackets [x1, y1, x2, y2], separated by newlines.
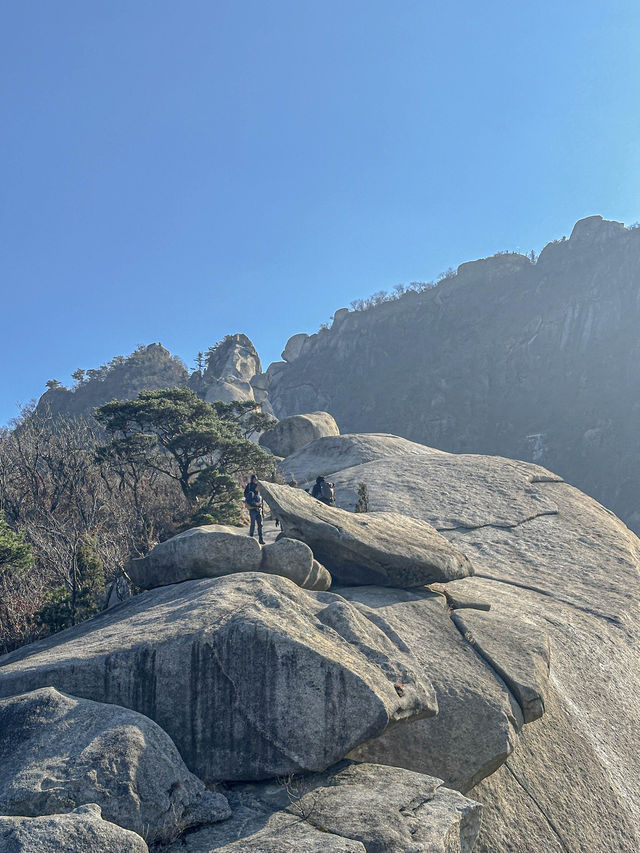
[2, 0, 640, 424]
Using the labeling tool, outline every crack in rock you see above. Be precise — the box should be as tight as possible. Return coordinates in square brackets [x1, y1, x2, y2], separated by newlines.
[436, 509, 558, 533]
[504, 762, 569, 853]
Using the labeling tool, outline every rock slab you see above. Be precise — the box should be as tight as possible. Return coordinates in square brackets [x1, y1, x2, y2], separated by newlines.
[0, 574, 437, 782]
[0, 804, 148, 853]
[259, 480, 473, 587]
[0, 687, 229, 844]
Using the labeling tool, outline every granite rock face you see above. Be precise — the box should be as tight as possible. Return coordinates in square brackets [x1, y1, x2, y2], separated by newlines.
[0, 688, 229, 844]
[278, 432, 443, 489]
[0, 573, 436, 783]
[203, 333, 261, 384]
[259, 480, 473, 587]
[267, 217, 640, 536]
[165, 762, 482, 853]
[294, 434, 640, 851]
[0, 804, 149, 853]
[259, 411, 340, 457]
[342, 587, 525, 792]
[127, 524, 262, 590]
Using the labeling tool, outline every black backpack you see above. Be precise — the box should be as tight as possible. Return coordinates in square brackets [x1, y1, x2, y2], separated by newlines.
[246, 490, 262, 508]
[320, 481, 335, 502]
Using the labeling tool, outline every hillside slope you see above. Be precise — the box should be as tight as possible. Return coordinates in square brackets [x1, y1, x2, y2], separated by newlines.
[267, 216, 640, 532]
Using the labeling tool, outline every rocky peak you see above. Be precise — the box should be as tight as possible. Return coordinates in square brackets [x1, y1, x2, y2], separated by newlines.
[204, 334, 261, 383]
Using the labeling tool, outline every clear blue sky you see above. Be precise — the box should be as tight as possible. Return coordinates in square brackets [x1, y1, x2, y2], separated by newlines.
[2, 0, 640, 424]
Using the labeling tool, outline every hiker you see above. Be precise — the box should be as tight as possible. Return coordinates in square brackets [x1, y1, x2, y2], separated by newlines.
[287, 474, 298, 488]
[311, 475, 335, 506]
[244, 475, 265, 544]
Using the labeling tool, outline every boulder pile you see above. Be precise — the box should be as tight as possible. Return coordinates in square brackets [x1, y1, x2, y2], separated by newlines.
[1, 430, 639, 852]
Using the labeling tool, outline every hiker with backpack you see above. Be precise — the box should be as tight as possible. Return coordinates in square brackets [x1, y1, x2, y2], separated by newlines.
[312, 475, 336, 506]
[244, 475, 265, 544]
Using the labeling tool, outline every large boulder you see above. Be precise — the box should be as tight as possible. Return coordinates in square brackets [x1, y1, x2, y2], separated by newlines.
[0, 574, 436, 782]
[0, 804, 148, 853]
[165, 762, 482, 853]
[127, 524, 262, 590]
[259, 411, 340, 457]
[297, 435, 640, 851]
[258, 481, 473, 587]
[281, 332, 309, 363]
[0, 687, 230, 844]
[260, 537, 332, 590]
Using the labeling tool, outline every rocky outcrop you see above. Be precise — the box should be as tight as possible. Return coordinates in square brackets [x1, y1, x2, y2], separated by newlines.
[198, 333, 263, 406]
[127, 524, 263, 589]
[0, 573, 436, 783]
[35, 344, 189, 420]
[281, 332, 309, 363]
[0, 687, 229, 843]
[260, 537, 332, 590]
[259, 411, 340, 456]
[278, 432, 443, 488]
[342, 587, 525, 792]
[203, 334, 261, 384]
[0, 804, 149, 853]
[286, 433, 640, 851]
[266, 216, 640, 536]
[259, 481, 473, 587]
[166, 762, 481, 853]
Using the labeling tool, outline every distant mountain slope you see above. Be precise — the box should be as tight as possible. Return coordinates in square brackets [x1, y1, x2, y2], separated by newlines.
[36, 344, 190, 419]
[266, 216, 640, 533]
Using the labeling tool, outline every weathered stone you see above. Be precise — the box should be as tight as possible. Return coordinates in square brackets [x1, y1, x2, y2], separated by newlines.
[259, 411, 340, 457]
[249, 371, 270, 391]
[260, 537, 331, 590]
[259, 481, 473, 587]
[128, 524, 262, 590]
[166, 762, 481, 853]
[451, 609, 550, 723]
[341, 587, 523, 792]
[203, 377, 255, 404]
[0, 688, 230, 844]
[0, 804, 148, 853]
[279, 432, 443, 490]
[203, 333, 261, 383]
[310, 438, 640, 850]
[0, 574, 437, 783]
[281, 333, 309, 363]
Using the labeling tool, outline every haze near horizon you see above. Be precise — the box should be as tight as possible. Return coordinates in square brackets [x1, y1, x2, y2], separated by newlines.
[1, 0, 640, 424]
